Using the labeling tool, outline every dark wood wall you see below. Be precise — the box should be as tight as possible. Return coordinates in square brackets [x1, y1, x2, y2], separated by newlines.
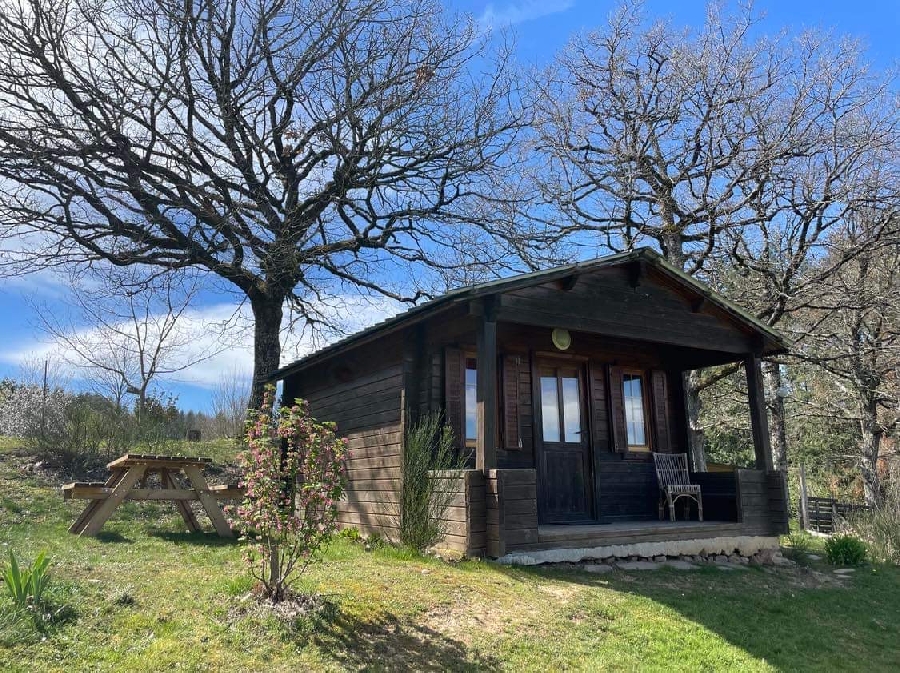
[736, 469, 790, 535]
[434, 470, 486, 556]
[285, 337, 405, 541]
[486, 469, 539, 557]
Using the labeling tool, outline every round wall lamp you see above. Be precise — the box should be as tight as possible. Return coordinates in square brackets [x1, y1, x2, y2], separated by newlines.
[551, 328, 571, 351]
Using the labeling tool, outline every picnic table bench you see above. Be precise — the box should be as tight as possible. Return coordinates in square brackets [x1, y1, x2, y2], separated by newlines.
[62, 453, 244, 538]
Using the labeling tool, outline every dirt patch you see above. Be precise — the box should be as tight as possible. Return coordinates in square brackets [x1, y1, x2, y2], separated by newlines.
[535, 581, 582, 600]
[228, 591, 331, 626]
[767, 565, 850, 590]
[421, 576, 584, 644]
[421, 589, 503, 643]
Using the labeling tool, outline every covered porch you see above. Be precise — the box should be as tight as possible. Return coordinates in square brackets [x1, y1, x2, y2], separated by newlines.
[399, 249, 791, 559]
[461, 466, 788, 559]
[456, 256, 788, 558]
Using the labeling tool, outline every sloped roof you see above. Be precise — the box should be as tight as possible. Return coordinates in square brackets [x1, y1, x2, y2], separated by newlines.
[270, 247, 788, 380]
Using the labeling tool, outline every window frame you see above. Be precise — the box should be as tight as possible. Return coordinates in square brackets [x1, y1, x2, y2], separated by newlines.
[463, 354, 478, 448]
[621, 368, 652, 453]
[538, 363, 586, 446]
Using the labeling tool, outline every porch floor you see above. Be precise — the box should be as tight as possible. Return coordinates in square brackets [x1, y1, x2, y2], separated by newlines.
[535, 520, 747, 551]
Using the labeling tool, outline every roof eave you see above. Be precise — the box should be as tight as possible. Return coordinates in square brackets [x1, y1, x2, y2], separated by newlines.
[269, 247, 791, 380]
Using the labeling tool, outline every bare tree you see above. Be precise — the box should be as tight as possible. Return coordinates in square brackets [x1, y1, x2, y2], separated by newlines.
[528, 0, 898, 468]
[790, 222, 900, 505]
[35, 267, 220, 419]
[16, 352, 71, 393]
[211, 367, 252, 440]
[0, 0, 530, 407]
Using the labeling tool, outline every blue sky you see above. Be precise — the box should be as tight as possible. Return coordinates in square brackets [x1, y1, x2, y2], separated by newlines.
[1, 0, 897, 411]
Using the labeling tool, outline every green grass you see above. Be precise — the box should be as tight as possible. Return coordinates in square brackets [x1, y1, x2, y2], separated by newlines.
[2, 440, 900, 671]
[136, 437, 242, 466]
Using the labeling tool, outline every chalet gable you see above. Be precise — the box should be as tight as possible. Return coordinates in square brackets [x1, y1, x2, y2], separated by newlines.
[490, 258, 767, 356]
[272, 248, 786, 380]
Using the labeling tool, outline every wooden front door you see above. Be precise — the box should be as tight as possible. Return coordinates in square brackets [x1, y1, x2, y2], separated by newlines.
[535, 361, 593, 523]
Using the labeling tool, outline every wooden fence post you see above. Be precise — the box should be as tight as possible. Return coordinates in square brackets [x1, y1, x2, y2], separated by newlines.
[799, 464, 809, 531]
[831, 499, 838, 531]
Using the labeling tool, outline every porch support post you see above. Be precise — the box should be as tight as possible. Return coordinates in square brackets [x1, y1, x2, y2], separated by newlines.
[476, 297, 498, 472]
[744, 354, 774, 472]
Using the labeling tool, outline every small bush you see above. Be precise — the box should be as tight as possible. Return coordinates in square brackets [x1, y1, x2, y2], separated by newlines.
[824, 534, 867, 566]
[785, 530, 813, 562]
[339, 527, 363, 543]
[852, 467, 900, 564]
[365, 532, 386, 550]
[398, 412, 467, 552]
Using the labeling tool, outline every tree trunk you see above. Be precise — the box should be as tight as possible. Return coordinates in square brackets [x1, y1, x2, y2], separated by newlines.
[762, 360, 789, 471]
[684, 370, 708, 472]
[859, 400, 882, 507]
[250, 296, 284, 411]
[136, 385, 148, 429]
[268, 540, 282, 601]
[660, 229, 686, 270]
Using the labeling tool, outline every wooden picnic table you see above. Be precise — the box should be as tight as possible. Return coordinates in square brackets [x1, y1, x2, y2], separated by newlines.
[62, 454, 244, 538]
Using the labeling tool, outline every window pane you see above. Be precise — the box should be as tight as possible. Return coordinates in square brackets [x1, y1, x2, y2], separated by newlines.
[623, 374, 647, 447]
[540, 376, 560, 443]
[561, 376, 581, 443]
[465, 360, 477, 441]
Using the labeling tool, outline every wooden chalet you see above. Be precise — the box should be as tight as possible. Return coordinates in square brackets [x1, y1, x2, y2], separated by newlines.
[271, 249, 790, 562]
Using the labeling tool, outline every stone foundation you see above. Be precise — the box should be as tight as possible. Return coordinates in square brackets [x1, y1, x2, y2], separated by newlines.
[495, 535, 780, 566]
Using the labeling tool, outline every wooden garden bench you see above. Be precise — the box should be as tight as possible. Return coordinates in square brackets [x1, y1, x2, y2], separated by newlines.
[62, 454, 244, 538]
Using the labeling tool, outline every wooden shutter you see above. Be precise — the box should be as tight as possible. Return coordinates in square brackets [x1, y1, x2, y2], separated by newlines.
[501, 354, 522, 450]
[588, 361, 610, 453]
[608, 365, 627, 452]
[651, 370, 671, 453]
[444, 347, 465, 450]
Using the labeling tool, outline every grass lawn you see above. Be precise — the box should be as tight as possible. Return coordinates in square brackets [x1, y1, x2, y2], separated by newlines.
[2, 438, 900, 672]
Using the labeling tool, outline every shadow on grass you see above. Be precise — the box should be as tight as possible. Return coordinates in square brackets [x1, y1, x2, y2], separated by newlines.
[95, 530, 132, 543]
[0, 598, 78, 648]
[313, 609, 502, 672]
[489, 559, 900, 671]
[148, 530, 238, 547]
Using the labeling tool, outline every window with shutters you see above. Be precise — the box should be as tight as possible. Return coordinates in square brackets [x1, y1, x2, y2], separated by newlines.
[622, 370, 650, 451]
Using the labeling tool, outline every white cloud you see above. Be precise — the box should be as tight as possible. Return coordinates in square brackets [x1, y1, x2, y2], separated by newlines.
[0, 229, 73, 300]
[478, 0, 574, 28]
[0, 268, 71, 300]
[0, 294, 403, 392]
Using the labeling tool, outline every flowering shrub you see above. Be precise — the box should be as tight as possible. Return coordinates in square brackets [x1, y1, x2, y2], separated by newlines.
[236, 386, 348, 602]
[0, 382, 70, 443]
[0, 383, 133, 470]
